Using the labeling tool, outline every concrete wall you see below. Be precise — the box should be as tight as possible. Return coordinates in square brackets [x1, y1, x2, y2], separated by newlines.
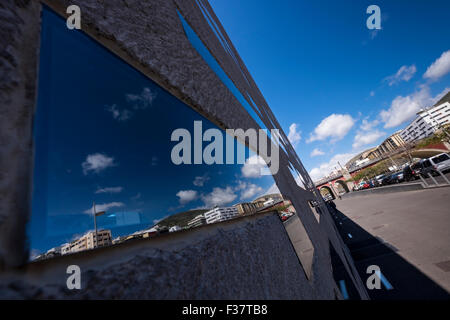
[0, 0, 369, 299]
[0, 0, 41, 268]
[1, 213, 327, 299]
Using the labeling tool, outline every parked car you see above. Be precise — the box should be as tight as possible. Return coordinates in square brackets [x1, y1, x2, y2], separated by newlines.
[402, 164, 419, 182]
[380, 175, 392, 186]
[412, 159, 437, 177]
[389, 171, 404, 184]
[428, 153, 450, 174]
[375, 174, 388, 185]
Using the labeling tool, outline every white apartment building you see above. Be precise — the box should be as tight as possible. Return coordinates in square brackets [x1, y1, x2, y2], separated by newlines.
[61, 229, 112, 255]
[204, 206, 238, 224]
[187, 214, 206, 228]
[400, 95, 450, 142]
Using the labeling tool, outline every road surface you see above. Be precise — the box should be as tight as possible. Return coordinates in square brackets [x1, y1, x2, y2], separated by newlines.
[330, 187, 450, 299]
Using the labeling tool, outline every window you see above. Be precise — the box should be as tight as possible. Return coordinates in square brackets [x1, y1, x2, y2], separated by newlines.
[30, 7, 280, 260]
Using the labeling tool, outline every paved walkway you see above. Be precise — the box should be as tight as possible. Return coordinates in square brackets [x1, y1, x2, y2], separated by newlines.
[332, 187, 450, 299]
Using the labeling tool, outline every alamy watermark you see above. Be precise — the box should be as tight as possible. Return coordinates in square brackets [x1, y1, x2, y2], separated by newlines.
[66, 265, 81, 290]
[170, 121, 280, 175]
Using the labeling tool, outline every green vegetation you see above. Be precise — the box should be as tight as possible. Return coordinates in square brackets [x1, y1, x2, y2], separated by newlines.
[349, 156, 408, 182]
[156, 209, 208, 228]
[415, 130, 448, 149]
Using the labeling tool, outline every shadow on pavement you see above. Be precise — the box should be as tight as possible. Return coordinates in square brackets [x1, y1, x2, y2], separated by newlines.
[326, 202, 450, 300]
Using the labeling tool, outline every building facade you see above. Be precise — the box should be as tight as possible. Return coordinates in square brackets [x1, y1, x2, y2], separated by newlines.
[1, 0, 369, 299]
[204, 207, 238, 224]
[61, 230, 112, 255]
[400, 92, 450, 142]
[376, 131, 406, 155]
[234, 202, 257, 215]
[187, 214, 207, 228]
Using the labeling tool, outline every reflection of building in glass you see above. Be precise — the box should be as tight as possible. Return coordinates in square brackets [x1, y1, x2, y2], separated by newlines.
[61, 230, 112, 255]
[2, 0, 369, 299]
[252, 194, 284, 209]
[169, 225, 182, 232]
[234, 202, 257, 215]
[187, 214, 207, 228]
[204, 207, 238, 224]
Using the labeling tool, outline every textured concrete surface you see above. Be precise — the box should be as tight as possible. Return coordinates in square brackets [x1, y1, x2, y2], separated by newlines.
[0, 0, 368, 299]
[0, 0, 41, 268]
[0, 213, 325, 299]
[334, 188, 450, 298]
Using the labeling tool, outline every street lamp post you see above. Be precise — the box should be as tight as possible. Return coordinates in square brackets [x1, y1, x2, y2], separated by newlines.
[92, 201, 105, 249]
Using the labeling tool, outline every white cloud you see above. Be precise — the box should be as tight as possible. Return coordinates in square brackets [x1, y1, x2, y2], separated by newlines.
[95, 186, 123, 194]
[106, 87, 156, 121]
[193, 174, 210, 187]
[310, 148, 325, 157]
[307, 114, 355, 143]
[352, 130, 385, 149]
[176, 190, 198, 205]
[235, 181, 263, 200]
[126, 87, 157, 110]
[131, 193, 141, 200]
[84, 202, 125, 214]
[370, 91, 375, 97]
[309, 152, 359, 181]
[201, 187, 237, 208]
[106, 104, 132, 121]
[424, 50, 450, 81]
[241, 155, 267, 178]
[82, 153, 116, 175]
[380, 86, 449, 128]
[265, 183, 280, 195]
[384, 65, 416, 86]
[360, 118, 379, 131]
[287, 123, 301, 146]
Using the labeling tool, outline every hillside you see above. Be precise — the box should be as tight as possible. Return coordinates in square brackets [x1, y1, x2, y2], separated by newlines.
[156, 209, 209, 228]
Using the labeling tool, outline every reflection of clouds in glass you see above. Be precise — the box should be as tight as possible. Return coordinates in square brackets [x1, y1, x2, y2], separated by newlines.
[83, 202, 124, 214]
[176, 190, 198, 205]
[106, 104, 132, 121]
[201, 187, 237, 208]
[241, 155, 266, 178]
[193, 174, 210, 187]
[235, 181, 263, 200]
[265, 183, 280, 195]
[131, 192, 141, 200]
[106, 87, 157, 121]
[95, 186, 123, 194]
[82, 153, 116, 175]
[126, 87, 157, 110]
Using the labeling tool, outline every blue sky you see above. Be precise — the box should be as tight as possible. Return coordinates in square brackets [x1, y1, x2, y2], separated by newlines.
[209, 0, 450, 180]
[30, 7, 276, 255]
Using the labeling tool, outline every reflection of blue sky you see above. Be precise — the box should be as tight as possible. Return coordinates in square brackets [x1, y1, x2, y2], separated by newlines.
[29, 7, 277, 254]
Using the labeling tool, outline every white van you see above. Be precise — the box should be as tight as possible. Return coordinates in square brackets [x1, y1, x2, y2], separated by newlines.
[428, 153, 450, 173]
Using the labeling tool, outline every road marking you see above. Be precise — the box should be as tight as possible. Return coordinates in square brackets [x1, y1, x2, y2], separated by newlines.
[339, 280, 349, 299]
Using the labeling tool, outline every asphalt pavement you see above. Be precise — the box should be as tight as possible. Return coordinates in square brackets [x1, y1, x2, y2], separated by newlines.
[330, 187, 450, 300]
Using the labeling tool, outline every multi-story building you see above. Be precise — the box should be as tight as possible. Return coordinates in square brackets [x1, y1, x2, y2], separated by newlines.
[252, 194, 284, 209]
[187, 214, 207, 228]
[61, 230, 112, 255]
[234, 202, 257, 215]
[3, 0, 369, 299]
[376, 131, 406, 155]
[400, 92, 450, 142]
[204, 207, 238, 224]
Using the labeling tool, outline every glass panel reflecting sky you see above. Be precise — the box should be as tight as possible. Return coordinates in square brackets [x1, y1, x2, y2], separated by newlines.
[29, 7, 280, 259]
